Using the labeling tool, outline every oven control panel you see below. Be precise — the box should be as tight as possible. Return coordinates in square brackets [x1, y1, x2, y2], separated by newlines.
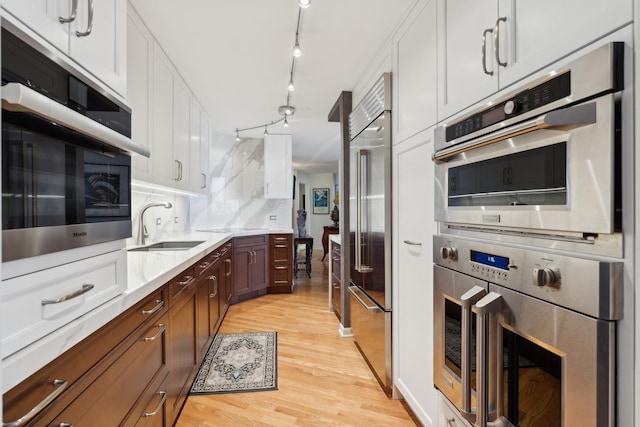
[433, 235, 623, 320]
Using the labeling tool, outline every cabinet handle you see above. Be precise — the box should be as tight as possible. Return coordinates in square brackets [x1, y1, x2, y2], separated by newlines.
[57, 423, 73, 427]
[41, 284, 94, 305]
[201, 173, 207, 189]
[142, 323, 166, 342]
[142, 390, 167, 418]
[274, 266, 288, 270]
[274, 244, 288, 248]
[179, 161, 184, 181]
[274, 237, 287, 241]
[447, 418, 457, 427]
[209, 275, 218, 297]
[75, 0, 94, 37]
[2, 379, 68, 426]
[141, 299, 164, 316]
[58, 0, 78, 23]
[225, 259, 232, 276]
[494, 17, 507, 67]
[481, 28, 494, 75]
[177, 275, 194, 286]
[403, 240, 422, 246]
[200, 261, 211, 269]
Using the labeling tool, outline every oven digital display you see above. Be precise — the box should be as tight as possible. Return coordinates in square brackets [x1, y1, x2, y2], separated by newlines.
[470, 250, 509, 270]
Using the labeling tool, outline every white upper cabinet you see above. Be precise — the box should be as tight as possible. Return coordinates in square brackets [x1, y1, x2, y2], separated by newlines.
[392, 0, 438, 143]
[189, 99, 211, 192]
[264, 134, 293, 199]
[437, 0, 632, 121]
[2, 0, 127, 97]
[172, 76, 192, 189]
[151, 46, 176, 186]
[127, 5, 153, 180]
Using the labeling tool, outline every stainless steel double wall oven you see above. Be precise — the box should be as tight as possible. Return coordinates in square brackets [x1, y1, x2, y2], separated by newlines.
[432, 42, 626, 427]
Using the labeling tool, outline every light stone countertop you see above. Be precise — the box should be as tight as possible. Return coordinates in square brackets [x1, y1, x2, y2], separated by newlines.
[2, 228, 292, 393]
[329, 233, 341, 245]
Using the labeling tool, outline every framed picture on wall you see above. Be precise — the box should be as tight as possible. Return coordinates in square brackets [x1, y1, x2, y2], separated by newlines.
[313, 188, 330, 214]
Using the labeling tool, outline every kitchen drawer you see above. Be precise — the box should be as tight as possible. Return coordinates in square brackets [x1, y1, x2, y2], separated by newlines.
[272, 264, 291, 284]
[234, 234, 268, 248]
[0, 249, 127, 359]
[194, 249, 221, 278]
[126, 372, 169, 427]
[438, 392, 472, 427]
[48, 313, 169, 426]
[2, 285, 168, 426]
[169, 266, 196, 301]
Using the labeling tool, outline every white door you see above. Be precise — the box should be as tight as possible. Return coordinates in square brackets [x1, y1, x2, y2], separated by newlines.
[497, 0, 632, 88]
[199, 112, 211, 192]
[69, 0, 126, 96]
[127, 6, 153, 180]
[152, 47, 175, 185]
[393, 128, 437, 425]
[172, 77, 191, 189]
[2, 0, 69, 53]
[437, 0, 498, 121]
[189, 100, 203, 191]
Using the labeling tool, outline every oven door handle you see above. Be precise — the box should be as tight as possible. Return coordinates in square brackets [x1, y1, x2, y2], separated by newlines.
[475, 292, 503, 427]
[460, 285, 487, 422]
[1, 82, 150, 158]
[432, 102, 596, 162]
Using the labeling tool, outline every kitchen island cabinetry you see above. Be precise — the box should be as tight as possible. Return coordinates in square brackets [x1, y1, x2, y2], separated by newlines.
[392, 128, 437, 425]
[268, 234, 294, 294]
[437, 0, 632, 121]
[232, 235, 269, 302]
[2, 0, 127, 96]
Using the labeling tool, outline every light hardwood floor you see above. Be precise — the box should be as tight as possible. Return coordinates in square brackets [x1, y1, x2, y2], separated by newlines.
[176, 250, 420, 427]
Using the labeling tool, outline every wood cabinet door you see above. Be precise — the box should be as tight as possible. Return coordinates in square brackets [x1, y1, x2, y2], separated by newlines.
[208, 269, 221, 335]
[196, 275, 211, 358]
[250, 245, 269, 292]
[232, 247, 251, 296]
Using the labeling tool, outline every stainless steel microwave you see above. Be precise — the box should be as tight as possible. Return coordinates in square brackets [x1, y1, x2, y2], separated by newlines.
[432, 42, 625, 257]
[1, 27, 148, 262]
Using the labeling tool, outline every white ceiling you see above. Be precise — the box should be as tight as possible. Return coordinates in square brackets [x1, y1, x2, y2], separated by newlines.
[128, 0, 414, 173]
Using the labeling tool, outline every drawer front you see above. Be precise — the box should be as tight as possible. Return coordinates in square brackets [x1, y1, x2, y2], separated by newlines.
[272, 264, 291, 284]
[128, 372, 169, 427]
[49, 314, 169, 426]
[234, 234, 268, 248]
[272, 244, 291, 263]
[1, 249, 127, 358]
[169, 267, 196, 301]
[194, 250, 221, 278]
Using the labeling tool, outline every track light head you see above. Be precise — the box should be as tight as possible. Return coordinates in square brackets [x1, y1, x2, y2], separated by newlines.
[283, 116, 290, 127]
[298, 0, 311, 8]
[235, 129, 241, 142]
[292, 40, 302, 57]
[278, 105, 295, 116]
[287, 79, 295, 91]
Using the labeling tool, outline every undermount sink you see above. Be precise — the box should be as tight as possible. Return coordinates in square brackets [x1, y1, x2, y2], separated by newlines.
[128, 241, 206, 252]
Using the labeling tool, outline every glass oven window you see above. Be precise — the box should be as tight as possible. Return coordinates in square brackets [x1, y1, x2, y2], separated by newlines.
[503, 327, 561, 427]
[444, 298, 477, 392]
[448, 143, 567, 207]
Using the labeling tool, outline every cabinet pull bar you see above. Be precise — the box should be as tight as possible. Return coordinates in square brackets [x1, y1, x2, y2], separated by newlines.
[199, 261, 211, 269]
[403, 240, 422, 246]
[209, 276, 218, 297]
[141, 299, 164, 315]
[58, 423, 73, 427]
[2, 379, 68, 426]
[42, 284, 94, 305]
[201, 173, 207, 189]
[482, 28, 494, 76]
[142, 324, 166, 342]
[142, 390, 167, 418]
[177, 276, 194, 286]
[225, 259, 232, 276]
[59, 0, 78, 23]
[274, 266, 288, 270]
[494, 17, 507, 67]
[274, 237, 287, 241]
[75, 0, 94, 37]
[274, 244, 288, 248]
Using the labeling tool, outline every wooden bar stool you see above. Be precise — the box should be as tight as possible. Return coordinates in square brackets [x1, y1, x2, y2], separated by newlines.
[294, 236, 313, 278]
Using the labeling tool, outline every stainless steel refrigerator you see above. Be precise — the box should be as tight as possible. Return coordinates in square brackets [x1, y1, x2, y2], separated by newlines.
[347, 73, 392, 392]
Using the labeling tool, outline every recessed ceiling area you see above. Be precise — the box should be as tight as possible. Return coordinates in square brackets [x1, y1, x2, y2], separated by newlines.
[128, 0, 414, 173]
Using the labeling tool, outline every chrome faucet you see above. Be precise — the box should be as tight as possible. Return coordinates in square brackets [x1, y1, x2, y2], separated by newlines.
[136, 202, 173, 246]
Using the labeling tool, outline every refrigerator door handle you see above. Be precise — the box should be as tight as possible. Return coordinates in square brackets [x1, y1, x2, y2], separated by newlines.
[348, 285, 380, 313]
[355, 149, 373, 273]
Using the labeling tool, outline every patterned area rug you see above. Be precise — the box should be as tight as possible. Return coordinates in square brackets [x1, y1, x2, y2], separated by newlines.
[190, 331, 277, 395]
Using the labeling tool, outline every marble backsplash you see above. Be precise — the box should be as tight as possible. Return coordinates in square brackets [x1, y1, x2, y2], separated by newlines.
[130, 133, 292, 245]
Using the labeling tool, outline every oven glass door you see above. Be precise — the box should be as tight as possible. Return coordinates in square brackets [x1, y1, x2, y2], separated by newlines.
[492, 283, 615, 427]
[2, 112, 131, 230]
[434, 264, 486, 417]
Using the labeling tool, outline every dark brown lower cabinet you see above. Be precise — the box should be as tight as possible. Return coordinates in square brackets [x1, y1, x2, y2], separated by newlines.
[2, 239, 235, 427]
[268, 233, 293, 293]
[232, 235, 269, 302]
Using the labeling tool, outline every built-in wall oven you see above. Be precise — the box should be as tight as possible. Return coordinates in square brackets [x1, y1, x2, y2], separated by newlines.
[433, 42, 624, 258]
[432, 40, 628, 427]
[433, 235, 622, 427]
[1, 27, 149, 262]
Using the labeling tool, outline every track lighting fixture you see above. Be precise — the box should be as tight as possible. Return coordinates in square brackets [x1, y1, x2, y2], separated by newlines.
[233, 5, 308, 140]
